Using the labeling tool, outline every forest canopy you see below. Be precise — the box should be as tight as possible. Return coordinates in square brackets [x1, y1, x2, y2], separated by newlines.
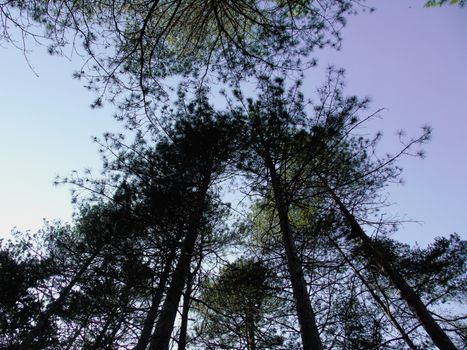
[0, 0, 369, 124]
[0, 1, 465, 350]
[1, 76, 465, 349]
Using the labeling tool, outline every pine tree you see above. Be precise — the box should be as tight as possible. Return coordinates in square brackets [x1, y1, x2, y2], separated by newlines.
[194, 258, 285, 350]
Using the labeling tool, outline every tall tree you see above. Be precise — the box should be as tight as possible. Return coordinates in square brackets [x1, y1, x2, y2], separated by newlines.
[146, 93, 242, 350]
[15, 199, 140, 350]
[0, 235, 52, 349]
[2, 72, 465, 350]
[235, 71, 463, 349]
[238, 77, 325, 350]
[293, 71, 460, 349]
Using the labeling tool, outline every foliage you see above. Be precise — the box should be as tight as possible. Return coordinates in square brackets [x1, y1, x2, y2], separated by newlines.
[425, 0, 465, 7]
[195, 258, 286, 350]
[1, 1, 465, 349]
[0, 240, 50, 349]
[0, 62, 464, 350]
[0, 0, 369, 126]
[232, 73, 462, 349]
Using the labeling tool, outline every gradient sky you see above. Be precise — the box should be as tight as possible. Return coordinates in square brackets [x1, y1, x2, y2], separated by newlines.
[1, 0, 466, 246]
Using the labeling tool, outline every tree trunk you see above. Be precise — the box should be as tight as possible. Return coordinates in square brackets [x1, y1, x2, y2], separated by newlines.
[106, 313, 125, 348]
[326, 185, 457, 350]
[267, 159, 323, 350]
[148, 231, 198, 350]
[88, 314, 113, 350]
[329, 236, 419, 350]
[65, 323, 85, 350]
[149, 181, 210, 350]
[133, 246, 177, 350]
[178, 268, 194, 350]
[276, 205, 323, 350]
[20, 250, 99, 350]
[179, 239, 205, 350]
[245, 311, 257, 350]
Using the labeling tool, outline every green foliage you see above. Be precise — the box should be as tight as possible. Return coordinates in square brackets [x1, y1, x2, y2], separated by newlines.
[334, 295, 384, 349]
[2, 1, 465, 349]
[425, 0, 465, 7]
[375, 234, 466, 301]
[195, 258, 285, 349]
[0, 0, 364, 125]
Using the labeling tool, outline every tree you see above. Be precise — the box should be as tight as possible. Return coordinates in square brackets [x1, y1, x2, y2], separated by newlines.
[0, 0, 368, 125]
[194, 258, 285, 350]
[0, 236, 51, 349]
[234, 71, 464, 349]
[237, 77, 325, 350]
[12, 198, 143, 350]
[57, 89, 243, 350]
[283, 72, 462, 349]
[371, 234, 467, 346]
[302, 97, 460, 349]
[143, 94, 242, 350]
[2, 70, 465, 350]
[1, 90, 242, 349]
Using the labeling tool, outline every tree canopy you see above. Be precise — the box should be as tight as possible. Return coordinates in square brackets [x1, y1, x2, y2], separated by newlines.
[1, 2, 465, 350]
[0, 0, 370, 125]
[2, 77, 465, 349]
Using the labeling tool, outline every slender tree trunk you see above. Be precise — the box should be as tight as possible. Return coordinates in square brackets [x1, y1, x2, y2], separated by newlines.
[325, 184, 457, 350]
[275, 204, 323, 350]
[134, 246, 177, 350]
[179, 239, 205, 350]
[89, 314, 113, 350]
[19, 250, 99, 350]
[329, 236, 419, 350]
[149, 181, 210, 350]
[106, 313, 125, 348]
[148, 232, 198, 350]
[65, 323, 85, 350]
[178, 267, 194, 350]
[245, 311, 257, 350]
[267, 158, 323, 350]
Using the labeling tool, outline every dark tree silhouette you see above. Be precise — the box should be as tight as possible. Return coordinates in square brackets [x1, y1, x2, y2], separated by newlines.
[234, 72, 464, 349]
[1, 77, 465, 350]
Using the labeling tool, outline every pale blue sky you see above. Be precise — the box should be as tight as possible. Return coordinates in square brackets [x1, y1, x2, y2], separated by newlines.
[0, 0, 466, 246]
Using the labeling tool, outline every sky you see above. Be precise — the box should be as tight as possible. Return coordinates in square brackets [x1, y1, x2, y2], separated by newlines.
[0, 0, 466, 246]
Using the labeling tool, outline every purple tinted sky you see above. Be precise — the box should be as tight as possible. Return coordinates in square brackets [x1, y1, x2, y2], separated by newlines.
[0, 0, 466, 246]
[306, 0, 467, 246]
